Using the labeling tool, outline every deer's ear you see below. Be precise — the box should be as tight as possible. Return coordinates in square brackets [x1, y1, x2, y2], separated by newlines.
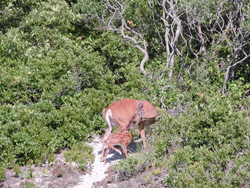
[127, 102, 145, 130]
[136, 102, 143, 114]
[135, 102, 144, 119]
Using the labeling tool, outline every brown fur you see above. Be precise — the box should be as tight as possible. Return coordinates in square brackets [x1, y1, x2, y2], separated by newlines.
[103, 129, 132, 165]
[101, 99, 157, 162]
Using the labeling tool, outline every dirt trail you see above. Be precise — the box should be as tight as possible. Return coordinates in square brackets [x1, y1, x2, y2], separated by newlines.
[74, 137, 126, 188]
[0, 136, 130, 188]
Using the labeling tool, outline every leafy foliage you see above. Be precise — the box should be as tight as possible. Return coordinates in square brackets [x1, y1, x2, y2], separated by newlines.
[64, 142, 94, 171]
[116, 83, 250, 186]
[0, 163, 6, 182]
[0, 0, 250, 187]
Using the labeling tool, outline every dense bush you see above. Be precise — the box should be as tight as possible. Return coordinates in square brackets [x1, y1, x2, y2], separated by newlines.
[64, 142, 94, 171]
[0, 163, 6, 182]
[0, 0, 154, 168]
[0, 0, 250, 187]
[115, 83, 250, 186]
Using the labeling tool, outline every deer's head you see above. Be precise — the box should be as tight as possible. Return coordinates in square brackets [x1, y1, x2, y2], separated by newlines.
[127, 102, 144, 130]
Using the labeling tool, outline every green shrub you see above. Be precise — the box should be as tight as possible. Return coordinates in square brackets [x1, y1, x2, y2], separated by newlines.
[13, 163, 21, 176]
[155, 90, 250, 187]
[0, 163, 6, 182]
[0, 0, 155, 169]
[114, 85, 250, 187]
[115, 152, 151, 172]
[64, 142, 94, 171]
[1, 2, 249, 188]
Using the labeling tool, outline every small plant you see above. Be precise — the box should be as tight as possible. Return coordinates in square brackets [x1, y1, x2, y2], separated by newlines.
[48, 154, 56, 163]
[13, 164, 21, 177]
[78, 164, 85, 172]
[21, 181, 38, 188]
[114, 152, 150, 173]
[26, 160, 34, 179]
[154, 161, 164, 168]
[150, 168, 161, 176]
[142, 174, 151, 184]
[41, 168, 49, 177]
[0, 163, 6, 182]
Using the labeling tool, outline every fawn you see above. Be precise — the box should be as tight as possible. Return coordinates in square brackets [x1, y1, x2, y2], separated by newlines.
[101, 102, 146, 163]
[103, 128, 132, 165]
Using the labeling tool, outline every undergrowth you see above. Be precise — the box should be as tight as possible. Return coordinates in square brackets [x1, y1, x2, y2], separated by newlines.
[113, 85, 250, 187]
[64, 142, 94, 171]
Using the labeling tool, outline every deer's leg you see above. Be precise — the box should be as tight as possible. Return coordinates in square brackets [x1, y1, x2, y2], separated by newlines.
[145, 124, 152, 136]
[101, 139, 106, 162]
[139, 122, 147, 148]
[123, 144, 129, 158]
[109, 144, 122, 155]
[101, 129, 111, 162]
[104, 147, 110, 165]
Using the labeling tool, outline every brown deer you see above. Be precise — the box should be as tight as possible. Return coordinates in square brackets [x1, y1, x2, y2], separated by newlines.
[101, 99, 157, 162]
[102, 128, 132, 165]
[102, 104, 145, 165]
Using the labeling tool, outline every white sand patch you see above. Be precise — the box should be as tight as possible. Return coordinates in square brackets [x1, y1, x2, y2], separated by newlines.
[74, 137, 127, 188]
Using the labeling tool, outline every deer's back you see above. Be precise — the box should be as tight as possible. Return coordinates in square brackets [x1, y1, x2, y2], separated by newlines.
[107, 132, 132, 144]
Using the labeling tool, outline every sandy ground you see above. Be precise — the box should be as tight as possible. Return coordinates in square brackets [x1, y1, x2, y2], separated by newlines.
[74, 136, 127, 188]
[1, 136, 133, 188]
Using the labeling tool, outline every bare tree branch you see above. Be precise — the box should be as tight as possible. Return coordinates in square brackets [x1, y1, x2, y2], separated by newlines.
[100, 0, 149, 76]
[147, 0, 182, 79]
